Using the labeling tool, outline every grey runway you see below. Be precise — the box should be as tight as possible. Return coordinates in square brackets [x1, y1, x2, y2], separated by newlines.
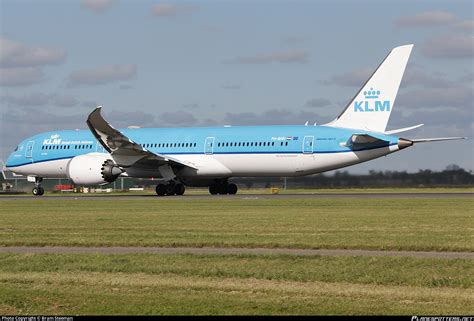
[0, 192, 472, 200]
[0, 246, 472, 259]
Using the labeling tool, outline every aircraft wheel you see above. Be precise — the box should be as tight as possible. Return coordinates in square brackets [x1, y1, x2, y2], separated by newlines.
[165, 184, 176, 196]
[209, 184, 219, 195]
[155, 184, 166, 196]
[175, 184, 185, 196]
[218, 184, 228, 195]
[32, 187, 44, 196]
[227, 183, 238, 195]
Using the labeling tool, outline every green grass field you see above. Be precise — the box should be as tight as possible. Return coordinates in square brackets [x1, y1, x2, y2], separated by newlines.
[0, 197, 472, 251]
[0, 253, 472, 315]
[0, 194, 473, 314]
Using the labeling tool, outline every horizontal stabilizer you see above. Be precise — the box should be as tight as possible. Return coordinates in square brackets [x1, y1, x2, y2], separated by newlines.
[385, 124, 423, 135]
[410, 137, 467, 143]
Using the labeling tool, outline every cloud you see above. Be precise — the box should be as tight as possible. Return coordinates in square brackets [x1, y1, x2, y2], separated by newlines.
[397, 85, 473, 109]
[453, 20, 474, 30]
[0, 67, 44, 86]
[0, 107, 87, 160]
[1, 93, 51, 106]
[106, 110, 157, 128]
[459, 72, 474, 83]
[160, 111, 198, 126]
[224, 109, 329, 126]
[225, 50, 309, 64]
[0, 36, 66, 68]
[324, 65, 454, 89]
[53, 95, 80, 107]
[401, 67, 452, 88]
[151, 3, 198, 17]
[422, 34, 474, 59]
[305, 98, 331, 108]
[81, 0, 118, 13]
[1, 93, 80, 108]
[67, 64, 137, 86]
[394, 10, 457, 27]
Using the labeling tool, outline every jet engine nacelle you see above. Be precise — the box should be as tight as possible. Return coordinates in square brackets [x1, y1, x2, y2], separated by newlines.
[66, 153, 123, 185]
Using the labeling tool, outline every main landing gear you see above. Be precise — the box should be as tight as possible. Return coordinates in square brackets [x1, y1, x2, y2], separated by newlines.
[155, 182, 185, 196]
[32, 177, 44, 196]
[209, 182, 238, 195]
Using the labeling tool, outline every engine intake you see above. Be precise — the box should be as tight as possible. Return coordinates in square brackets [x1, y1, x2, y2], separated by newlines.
[67, 154, 123, 185]
[101, 159, 123, 183]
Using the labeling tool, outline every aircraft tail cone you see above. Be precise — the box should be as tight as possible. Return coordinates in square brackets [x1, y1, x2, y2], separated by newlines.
[398, 138, 413, 150]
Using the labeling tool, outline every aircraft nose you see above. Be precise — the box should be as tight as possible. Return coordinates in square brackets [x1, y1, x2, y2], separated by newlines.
[5, 152, 15, 168]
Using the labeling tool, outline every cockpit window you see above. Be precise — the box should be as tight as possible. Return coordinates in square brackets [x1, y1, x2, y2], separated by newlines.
[14, 146, 18, 152]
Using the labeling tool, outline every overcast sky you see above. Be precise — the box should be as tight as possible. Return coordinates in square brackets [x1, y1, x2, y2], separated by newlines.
[0, 0, 473, 173]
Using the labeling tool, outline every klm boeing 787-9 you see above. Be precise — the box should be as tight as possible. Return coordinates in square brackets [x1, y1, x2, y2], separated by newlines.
[5, 45, 465, 196]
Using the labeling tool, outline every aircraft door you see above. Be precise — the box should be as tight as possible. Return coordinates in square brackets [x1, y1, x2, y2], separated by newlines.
[204, 137, 215, 155]
[25, 141, 35, 158]
[303, 136, 314, 154]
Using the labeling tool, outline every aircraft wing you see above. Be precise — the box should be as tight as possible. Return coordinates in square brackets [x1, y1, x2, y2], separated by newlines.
[86, 107, 197, 170]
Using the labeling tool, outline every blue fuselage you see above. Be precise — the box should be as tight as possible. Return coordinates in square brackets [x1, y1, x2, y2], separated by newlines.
[6, 125, 398, 172]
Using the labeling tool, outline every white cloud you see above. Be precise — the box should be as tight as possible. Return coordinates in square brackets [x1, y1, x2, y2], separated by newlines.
[81, 0, 118, 13]
[68, 64, 137, 86]
[225, 50, 309, 64]
[0, 36, 66, 68]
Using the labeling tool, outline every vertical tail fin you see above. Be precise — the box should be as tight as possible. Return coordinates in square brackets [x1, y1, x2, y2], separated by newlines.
[327, 44, 413, 133]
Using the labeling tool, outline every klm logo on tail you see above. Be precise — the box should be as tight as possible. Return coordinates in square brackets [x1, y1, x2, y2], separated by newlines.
[354, 88, 390, 112]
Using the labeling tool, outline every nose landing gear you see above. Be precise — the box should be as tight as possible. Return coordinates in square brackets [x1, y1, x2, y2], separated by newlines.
[32, 177, 44, 196]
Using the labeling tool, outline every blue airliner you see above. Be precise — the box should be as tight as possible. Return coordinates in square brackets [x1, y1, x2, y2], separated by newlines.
[5, 45, 465, 196]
